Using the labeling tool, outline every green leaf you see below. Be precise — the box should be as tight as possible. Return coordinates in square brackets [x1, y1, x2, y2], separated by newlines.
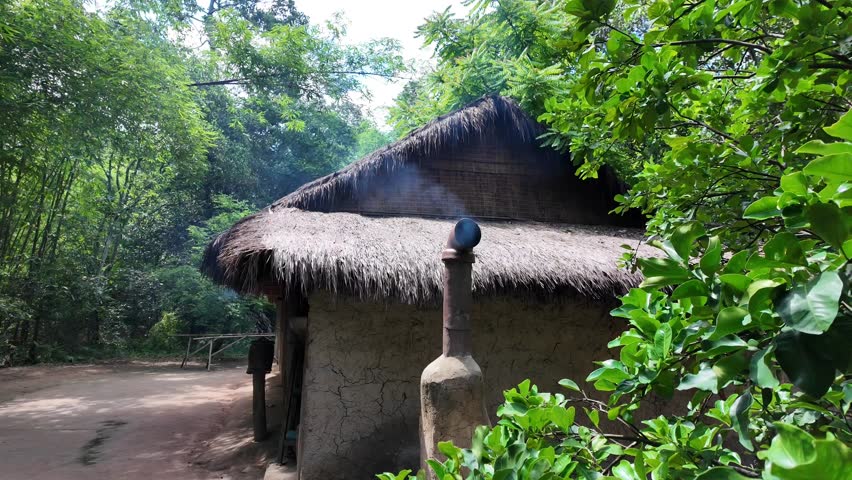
[749, 347, 779, 388]
[817, 315, 852, 374]
[710, 307, 750, 340]
[823, 109, 852, 141]
[761, 423, 817, 469]
[730, 391, 754, 451]
[765, 232, 804, 263]
[558, 378, 580, 392]
[550, 406, 575, 432]
[766, 435, 852, 480]
[426, 460, 447, 479]
[775, 330, 836, 397]
[612, 460, 640, 480]
[628, 309, 660, 337]
[678, 365, 719, 393]
[765, 434, 852, 480]
[653, 322, 672, 359]
[746, 279, 784, 320]
[723, 251, 751, 273]
[720, 274, 752, 292]
[672, 279, 710, 299]
[585, 407, 600, 428]
[803, 153, 852, 181]
[638, 257, 691, 287]
[703, 335, 749, 356]
[670, 222, 706, 261]
[471, 425, 487, 460]
[796, 140, 852, 156]
[391, 470, 412, 480]
[806, 203, 849, 250]
[779, 172, 809, 195]
[492, 469, 517, 480]
[437, 441, 461, 460]
[824, 181, 852, 209]
[713, 352, 749, 387]
[693, 467, 751, 480]
[743, 196, 780, 220]
[777, 271, 842, 334]
[587, 364, 630, 391]
[700, 236, 723, 275]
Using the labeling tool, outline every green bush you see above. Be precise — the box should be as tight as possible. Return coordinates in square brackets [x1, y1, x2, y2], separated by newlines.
[146, 311, 185, 352]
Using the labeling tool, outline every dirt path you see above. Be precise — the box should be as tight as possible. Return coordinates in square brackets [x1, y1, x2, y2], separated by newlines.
[0, 361, 272, 480]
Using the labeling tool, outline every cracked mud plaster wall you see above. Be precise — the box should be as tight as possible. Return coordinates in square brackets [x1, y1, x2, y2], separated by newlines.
[297, 292, 623, 480]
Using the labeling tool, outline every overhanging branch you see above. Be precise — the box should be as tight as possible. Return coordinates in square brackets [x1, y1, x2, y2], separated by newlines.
[187, 70, 408, 88]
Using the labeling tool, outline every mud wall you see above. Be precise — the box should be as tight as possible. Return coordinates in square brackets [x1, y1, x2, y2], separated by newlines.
[296, 292, 623, 480]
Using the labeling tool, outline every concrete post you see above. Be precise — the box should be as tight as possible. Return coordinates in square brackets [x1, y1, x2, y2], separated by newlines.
[420, 219, 490, 478]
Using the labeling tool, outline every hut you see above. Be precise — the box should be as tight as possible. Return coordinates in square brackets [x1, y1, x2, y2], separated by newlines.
[202, 95, 645, 479]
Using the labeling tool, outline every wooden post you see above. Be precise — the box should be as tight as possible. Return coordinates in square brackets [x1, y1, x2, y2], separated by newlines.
[180, 336, 192, 368]
[274, 296, 287, 376]
[207, 340, 213, 371]
[276, 296, 292, 438]
[253, 371, 267, 441]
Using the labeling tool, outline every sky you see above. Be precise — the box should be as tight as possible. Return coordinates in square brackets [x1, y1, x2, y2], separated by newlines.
[297, 0, 469, 128]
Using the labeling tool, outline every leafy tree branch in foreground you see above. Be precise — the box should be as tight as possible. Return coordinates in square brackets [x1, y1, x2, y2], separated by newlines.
[381, 0, 851, 478]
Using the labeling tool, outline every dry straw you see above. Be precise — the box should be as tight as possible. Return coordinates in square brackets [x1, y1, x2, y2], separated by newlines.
[202, 209, 645, 303]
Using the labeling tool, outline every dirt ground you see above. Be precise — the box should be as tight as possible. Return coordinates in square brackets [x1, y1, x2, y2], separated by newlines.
[0, 360, 284, 480]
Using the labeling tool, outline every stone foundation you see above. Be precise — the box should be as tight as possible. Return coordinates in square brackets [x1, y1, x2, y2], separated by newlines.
[297, 293, 622, 479]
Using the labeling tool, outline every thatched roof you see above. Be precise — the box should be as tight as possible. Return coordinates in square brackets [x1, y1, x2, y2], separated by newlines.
[272, 95, 544, 212]
[202, 208, 644, 303]
[202, 94, 648, 303]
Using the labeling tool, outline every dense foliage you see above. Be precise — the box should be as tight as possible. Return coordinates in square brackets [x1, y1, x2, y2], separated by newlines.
[0, 0, 400, 364]
[380, 0, 851, 478]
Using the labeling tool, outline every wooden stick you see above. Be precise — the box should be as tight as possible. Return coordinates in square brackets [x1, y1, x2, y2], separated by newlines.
[207, 340, 214, 371]
[211, 336, 247, 357]
[180, 336, 193, 369]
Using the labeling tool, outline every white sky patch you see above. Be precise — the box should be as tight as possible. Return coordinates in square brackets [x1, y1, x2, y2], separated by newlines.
[298, 0, 469, 129]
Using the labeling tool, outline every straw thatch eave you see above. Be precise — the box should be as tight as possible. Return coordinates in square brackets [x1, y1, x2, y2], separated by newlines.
[202, 208, 646, 304]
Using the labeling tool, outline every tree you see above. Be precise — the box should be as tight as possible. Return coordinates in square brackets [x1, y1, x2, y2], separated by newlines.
[191, 2, 403, 205]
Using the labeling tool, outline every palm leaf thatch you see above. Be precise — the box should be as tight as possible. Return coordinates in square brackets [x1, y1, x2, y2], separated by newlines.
[202, 208, 645, 303]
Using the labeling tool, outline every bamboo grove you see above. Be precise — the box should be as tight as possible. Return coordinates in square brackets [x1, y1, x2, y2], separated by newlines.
[0, 0, 402, 363]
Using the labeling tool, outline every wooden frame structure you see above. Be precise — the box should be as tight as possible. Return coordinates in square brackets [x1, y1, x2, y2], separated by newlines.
[176, 333, 275, 371]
